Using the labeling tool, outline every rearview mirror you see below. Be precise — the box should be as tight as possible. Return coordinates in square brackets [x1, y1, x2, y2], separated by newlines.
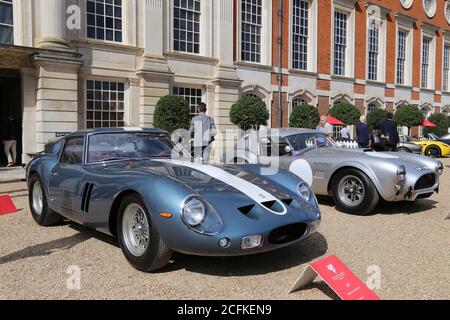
[284, 145, 293, 154]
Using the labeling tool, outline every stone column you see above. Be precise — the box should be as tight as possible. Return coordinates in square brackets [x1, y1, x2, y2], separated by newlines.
[137, 0, 173, 128]
[209, 0, 241, 162]
[39, 0, 71, 51]
[34, 52, 83, 151]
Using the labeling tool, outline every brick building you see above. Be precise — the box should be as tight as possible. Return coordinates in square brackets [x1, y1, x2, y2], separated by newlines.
[1, 0, 450, 164]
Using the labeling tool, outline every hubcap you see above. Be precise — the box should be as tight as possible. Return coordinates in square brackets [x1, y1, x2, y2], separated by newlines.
[32, 181, 43, 216]
[338, 175, 365, 207]
[122, 203, 150, 257]
[428, 147, 439, 157]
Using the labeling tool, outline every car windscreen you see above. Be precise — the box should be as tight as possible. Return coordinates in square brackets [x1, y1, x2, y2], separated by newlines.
[87, 133, 175, 163]
[286, 133, 336, 151]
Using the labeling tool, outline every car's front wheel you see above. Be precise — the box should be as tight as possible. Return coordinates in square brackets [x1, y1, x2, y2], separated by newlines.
[331, 169, 379, 215]
[28, 175, 63, 226]
[424, 145, 442, 158]
[117, 194, 172, 272]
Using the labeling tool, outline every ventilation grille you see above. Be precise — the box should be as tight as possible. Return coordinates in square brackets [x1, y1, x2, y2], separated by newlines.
[81, 183, 94, 213]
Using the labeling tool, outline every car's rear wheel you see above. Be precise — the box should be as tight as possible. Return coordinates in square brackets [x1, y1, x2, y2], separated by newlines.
[117, 194, 172, 272]
[332, 169, 379, 215]
[424, 145, 442, 158]
[28, 175, 63, 226]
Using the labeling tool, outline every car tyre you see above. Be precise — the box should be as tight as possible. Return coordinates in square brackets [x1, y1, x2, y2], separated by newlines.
[424, 145, 442, 158]
[117, 194, 172, 272]
[332, 168, 379, 215]
[28, 174, 63, 226]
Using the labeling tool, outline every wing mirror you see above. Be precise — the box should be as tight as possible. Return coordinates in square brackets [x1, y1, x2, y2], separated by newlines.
[284, 145, 293, 154]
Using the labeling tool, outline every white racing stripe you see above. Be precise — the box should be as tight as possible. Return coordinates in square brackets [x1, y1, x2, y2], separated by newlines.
[155, 159, 287, 215]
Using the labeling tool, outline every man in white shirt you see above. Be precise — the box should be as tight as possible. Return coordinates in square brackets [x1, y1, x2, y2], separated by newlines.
[320, 115, 333, 137]
[340, 125, 350, 140]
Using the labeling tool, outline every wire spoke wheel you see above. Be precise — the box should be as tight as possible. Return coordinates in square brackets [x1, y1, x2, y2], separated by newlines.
[32, 181, 44, 216]
[122, 203, 150, 257]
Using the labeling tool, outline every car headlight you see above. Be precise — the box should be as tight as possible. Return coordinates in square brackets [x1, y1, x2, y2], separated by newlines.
[298, 183, 311, 202]
[397, 165, 406, 181]
[436, 161, 444, 175]
[181, 198, 205, 226]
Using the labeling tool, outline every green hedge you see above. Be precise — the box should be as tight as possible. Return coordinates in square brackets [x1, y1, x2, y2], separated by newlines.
[423, 113, 450, 137]
[230, 95, 269, 130]
[394, 104, 423, 129]
[153, 95, 191, 133]
[289, 104, 320, 129]
[367, 108, 388, 130]
[328, 102, 361, 125]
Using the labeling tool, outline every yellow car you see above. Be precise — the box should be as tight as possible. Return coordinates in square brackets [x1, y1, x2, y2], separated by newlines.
[412, 139, 450, 158]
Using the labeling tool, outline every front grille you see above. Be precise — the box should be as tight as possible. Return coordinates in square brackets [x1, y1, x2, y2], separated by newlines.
[268, 223, 307, 245]
[414, 174, 436, 191]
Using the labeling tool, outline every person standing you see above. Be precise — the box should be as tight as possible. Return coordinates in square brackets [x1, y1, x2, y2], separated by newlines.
[3, 115, 20, 167]
[320, 115, 334, 137]
[340, 125, 350, 140]
[356, 115, 371, 148]
[189, 103, 217, 163]
[380, 112, 400, 151]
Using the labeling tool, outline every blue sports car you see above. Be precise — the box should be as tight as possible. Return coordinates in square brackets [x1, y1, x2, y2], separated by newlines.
[26, 128, 320, 272]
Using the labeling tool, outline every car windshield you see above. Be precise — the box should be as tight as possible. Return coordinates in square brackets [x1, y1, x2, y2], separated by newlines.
[441, 133, 450, 140]
[87, 133, 177, 163]
[427, 133, 439, 140]
[285, 133, 336, 151]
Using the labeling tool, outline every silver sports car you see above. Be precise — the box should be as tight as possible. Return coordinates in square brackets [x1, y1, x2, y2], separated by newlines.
[224, 129, 443, 215]
[26, 128, 321, 272]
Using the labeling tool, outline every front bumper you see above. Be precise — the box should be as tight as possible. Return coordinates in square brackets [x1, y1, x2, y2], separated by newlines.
[164, 219, 320, 257]
[384, 173, 439, 202]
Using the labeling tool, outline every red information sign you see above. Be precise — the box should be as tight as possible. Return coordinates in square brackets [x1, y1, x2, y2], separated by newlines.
[289, 255, 380, 300]
[0, 195, 18, 216]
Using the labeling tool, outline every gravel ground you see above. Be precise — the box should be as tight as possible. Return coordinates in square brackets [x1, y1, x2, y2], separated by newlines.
[0, 159, 449, 300]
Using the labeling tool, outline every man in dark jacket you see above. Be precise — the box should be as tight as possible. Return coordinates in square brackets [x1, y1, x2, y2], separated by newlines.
[380, 112, 400, 151]
[356, 115, 371, 148]
[3, 115, 20, 167]
[189, 103, 217, 163]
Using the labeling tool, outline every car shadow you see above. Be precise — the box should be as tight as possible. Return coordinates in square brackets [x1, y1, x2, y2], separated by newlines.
[160, 232, 328, 277]
[317, 197, 438, 216]
[0, 232, 91, 265]
[373, 199, 438, 215]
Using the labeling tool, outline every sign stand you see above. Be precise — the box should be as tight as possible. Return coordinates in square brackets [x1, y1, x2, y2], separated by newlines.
[289, 255, 380, 300]
[0, 195, 18, 216]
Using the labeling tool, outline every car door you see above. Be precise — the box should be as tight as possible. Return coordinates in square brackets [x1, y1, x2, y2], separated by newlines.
[48, 136, 85, 218]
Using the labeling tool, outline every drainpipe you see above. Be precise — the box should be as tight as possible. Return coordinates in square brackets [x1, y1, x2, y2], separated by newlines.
[277, 0, 283, 128]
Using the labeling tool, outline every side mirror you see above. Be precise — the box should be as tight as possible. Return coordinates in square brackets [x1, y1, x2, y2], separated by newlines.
[284, 145, 293, 154]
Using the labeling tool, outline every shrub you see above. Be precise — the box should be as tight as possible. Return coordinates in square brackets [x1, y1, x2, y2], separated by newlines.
[230, 95, 269, 130]
[394, 104, 424, 130]
[153, 95, 191, 133]
[289, 104, 320, 129]
[328, 102, 361, 125]
[367, 108, 388, 130]
[423, 113, 450, 137]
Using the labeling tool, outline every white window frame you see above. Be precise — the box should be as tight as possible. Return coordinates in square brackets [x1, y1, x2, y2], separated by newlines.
[237, 0, 272, 65]
[395, 15, 414, 87]
[84, 79, 128, 129]
[443, 40, 450, 92]
[290, 0, 317, 72]
[332, 1, 355, 78]
[0, 0, 14, 45]
[172, 85, 204, 115]
[421, 25, 437, 90]
[366, 5, 387, 82]
[167, 0, 213, 57]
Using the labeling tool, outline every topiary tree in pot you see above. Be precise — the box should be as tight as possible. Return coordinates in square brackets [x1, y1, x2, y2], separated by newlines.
[423, 114, 450, 137]
[289, 103, 320, 129]
[153, 95, 192, 133]
[394, 104, 423, 136]
[328, 102, 361, 125]
[230, 95, 269, 131]
[367, 108, 388, 130]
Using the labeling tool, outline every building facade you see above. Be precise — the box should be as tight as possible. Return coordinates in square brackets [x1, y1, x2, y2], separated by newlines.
[1, 0, 450, 164]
